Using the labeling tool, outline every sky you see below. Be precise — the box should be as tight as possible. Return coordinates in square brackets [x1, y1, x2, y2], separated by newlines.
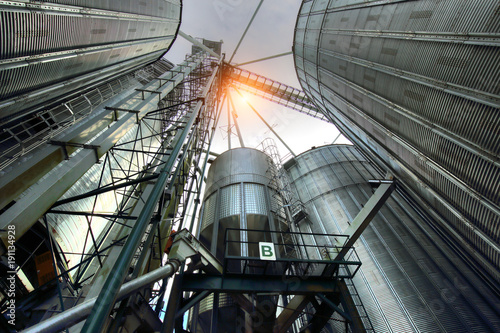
[165, 0, 350, 159]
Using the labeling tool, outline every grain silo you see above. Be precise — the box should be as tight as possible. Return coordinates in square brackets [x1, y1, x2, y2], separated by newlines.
[293, 0, 500, 288]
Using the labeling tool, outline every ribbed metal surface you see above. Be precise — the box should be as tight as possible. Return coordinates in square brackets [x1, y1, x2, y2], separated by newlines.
[286, 145, 500, 332]
[199, 148, 285, 252]
[0, 58, 173, 170]
[294, 0, 500, 286]
[0, 0, 181, 122]
[195, 148, 287, 332]
[202, 148, 274, 200]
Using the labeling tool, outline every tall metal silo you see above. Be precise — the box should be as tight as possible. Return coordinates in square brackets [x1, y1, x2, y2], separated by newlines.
[293, 0, 500, 288]
[0, 0, 182, 123]
[192, 147, 288, 332]
[285, 144, 500, 332]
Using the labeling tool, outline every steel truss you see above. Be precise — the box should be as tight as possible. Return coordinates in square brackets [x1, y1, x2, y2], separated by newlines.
[2, 46, 339, 332]
[225, 65, 327, 121]
[2, 53, 226, 332]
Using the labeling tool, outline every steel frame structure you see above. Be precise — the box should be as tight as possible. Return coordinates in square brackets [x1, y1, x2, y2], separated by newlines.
[1, 45, 376, 332]
[0, 51, 227, 331]
[163, 178, 394, 333]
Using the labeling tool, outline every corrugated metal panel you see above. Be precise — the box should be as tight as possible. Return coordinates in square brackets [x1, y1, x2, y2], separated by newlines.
[0, 0, 181, 122]
[286, 145, 500, 332]
[294, 0, 500, 289]
[0, 58, 173, 170]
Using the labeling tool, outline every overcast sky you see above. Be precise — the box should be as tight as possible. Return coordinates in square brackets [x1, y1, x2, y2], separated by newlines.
[166, 0, 349, 158]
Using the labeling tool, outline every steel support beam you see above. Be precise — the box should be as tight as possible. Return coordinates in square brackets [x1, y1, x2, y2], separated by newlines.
[337, 280, 366, 333]
[227, 90, 232, 150]
[274, 294, 311, 333]
[228, 0, 264, 63]
[178, 30, 221, 59]
[50, 173, 158, 207]
[227, 91, 245, 147]
[175, 291, 211, 319]
[161, 275, 184, 333]
[233, 87, 296, 157]
[305, 292, 347, 331]
[317, 293, 351, 322]
[274, 179, 395, 332]
[179, 274, 337, 294]
[235, 51, 293, 66]
[333, 179, 395, 261]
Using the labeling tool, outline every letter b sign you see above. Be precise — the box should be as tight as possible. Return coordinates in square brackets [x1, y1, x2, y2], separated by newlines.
[259, 242, 276, 261]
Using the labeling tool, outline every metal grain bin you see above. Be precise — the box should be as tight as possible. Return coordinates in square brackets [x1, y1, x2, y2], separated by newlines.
[0, 0, 182, 123]
[285, 144, 500, 332]
[198, 147, 288, 265]
[294, 0, 500, 287]
[192, 148, 288, 332]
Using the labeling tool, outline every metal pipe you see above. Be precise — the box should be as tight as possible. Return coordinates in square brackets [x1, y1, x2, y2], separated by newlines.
[188, 94, 225, 232]
[81, 64, 221, 333]
[227, 91, 245, 147]
[228, 0, 264, 63]
[227, 90, 232, 150]
[81, 124, 189, 331]
[235, 51, 293, 66]
[179, 30, 221, 59]
[21, 261, 180, 333]
[233, 87, 296, 157]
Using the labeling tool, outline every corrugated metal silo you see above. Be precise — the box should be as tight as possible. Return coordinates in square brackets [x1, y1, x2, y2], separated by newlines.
[285, 144, 500, 332]
[198, 148, 288, 258]
[193, 147, 288, 332]
[0, 0, 182, 123]
[293, 0, 500, 287]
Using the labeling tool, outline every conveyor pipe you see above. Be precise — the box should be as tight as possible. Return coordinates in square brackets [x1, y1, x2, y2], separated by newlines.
[21, 261, 180, 333]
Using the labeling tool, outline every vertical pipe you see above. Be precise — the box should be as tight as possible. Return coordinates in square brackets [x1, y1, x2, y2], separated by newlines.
[233, 87, 296, 157]
[161, 275, 183, 333]
[227, 91, 232, 150]
[187, 93, 225, 232]
[228, 91, 245, 147]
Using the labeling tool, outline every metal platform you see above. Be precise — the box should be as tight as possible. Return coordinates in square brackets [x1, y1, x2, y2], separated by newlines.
[223, 228, 362, 279]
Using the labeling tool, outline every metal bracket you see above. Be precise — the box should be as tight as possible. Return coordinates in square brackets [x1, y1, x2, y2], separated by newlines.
[104, 106, 141, 123]
[135, 88, 162, 102]
[168, 229, 222, 274]
[50, 141, 100, 163]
